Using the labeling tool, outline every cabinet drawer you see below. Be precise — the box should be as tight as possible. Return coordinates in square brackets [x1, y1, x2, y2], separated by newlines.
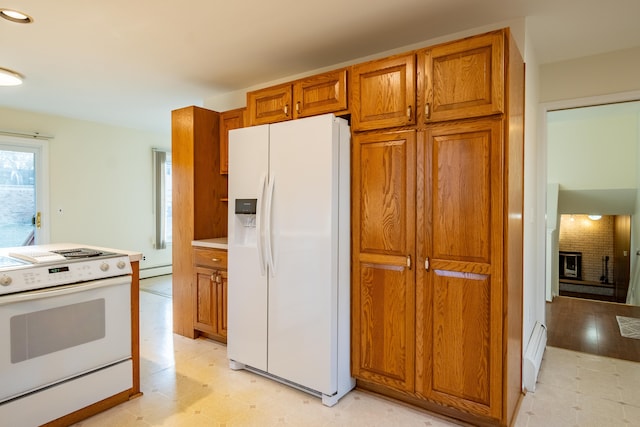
[193, 248, 227, 269]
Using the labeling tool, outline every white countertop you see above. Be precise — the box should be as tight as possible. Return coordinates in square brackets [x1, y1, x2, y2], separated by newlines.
[192, 237, 228, 250]
[0, 243, 143, 262]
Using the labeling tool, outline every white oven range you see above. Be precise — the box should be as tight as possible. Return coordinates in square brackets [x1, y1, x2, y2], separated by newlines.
[0, 248, 133, 427]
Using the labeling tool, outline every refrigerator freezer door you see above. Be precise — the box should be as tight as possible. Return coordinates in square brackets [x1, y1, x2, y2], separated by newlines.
[267, 114, 341, 394]
[227, 124, 270, 372]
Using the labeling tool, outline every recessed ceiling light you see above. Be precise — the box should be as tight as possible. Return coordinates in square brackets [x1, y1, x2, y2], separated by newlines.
[0, 68, 23, 86]
[0, 8, 33, 24]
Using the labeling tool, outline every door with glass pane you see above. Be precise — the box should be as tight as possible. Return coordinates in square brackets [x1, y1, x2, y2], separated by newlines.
[0, 140, 45, 248]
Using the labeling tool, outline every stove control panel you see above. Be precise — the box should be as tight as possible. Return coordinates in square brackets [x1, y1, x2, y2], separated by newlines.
[0, 255, 132, 295]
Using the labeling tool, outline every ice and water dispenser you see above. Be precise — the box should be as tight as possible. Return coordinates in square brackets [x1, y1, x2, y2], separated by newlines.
[233, 198, 257, 244]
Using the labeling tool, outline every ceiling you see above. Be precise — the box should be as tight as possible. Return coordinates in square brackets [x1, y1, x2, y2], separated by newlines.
[1, 0, 640, 133]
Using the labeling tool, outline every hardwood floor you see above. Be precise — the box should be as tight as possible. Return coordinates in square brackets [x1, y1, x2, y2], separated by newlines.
[546, 296, 640, 362]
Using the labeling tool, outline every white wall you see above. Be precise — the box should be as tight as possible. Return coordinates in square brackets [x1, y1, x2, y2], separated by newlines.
[547, 105, 638, 190]
[522, 19, 544, 355]
[540, 46, 640, 103]
[0, 107, 172, 273]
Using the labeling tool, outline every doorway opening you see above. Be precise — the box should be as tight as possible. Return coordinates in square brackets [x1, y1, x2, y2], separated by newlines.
[543, 94, 640, 361]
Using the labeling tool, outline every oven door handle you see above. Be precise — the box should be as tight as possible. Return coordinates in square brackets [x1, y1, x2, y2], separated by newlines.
[0, 276, 131, 306]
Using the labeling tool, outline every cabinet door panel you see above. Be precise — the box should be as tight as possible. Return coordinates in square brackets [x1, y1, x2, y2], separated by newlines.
[416, 119, 503, 419]
[352, 130, 416, 392]
[431, 270, 491, 405]
[194, 267, 215, 334]
[294, 69, 348, 118]
[420, 30, 504, 123]
[351, 54, 415, 131]
[432, 128, 491, 263]
[247, 84, 292, 126]
[357, 261, 412, 388]
[358, 135, 413, 254]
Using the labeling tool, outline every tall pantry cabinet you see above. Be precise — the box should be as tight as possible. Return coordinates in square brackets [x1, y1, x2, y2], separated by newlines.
[171, 106, 228, 338]
[351, 29, 524, 427]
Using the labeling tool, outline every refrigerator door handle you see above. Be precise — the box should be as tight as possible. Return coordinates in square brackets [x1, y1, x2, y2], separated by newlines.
[256, 174, 267, 276]
[265, 175, 276, 276]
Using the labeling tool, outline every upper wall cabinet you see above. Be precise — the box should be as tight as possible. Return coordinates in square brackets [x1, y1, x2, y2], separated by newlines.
[294, 68, 348, 119]
[418, 30, 504, 123]
[247, 69, 348, 126]
[350, 53, 416, 131]
[247, 83, 292, 126]
[219, 108, 245, 175]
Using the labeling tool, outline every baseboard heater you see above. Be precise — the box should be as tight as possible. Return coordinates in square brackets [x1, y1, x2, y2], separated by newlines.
[140, 265, 172, 279]
[523, 321, 547, 392]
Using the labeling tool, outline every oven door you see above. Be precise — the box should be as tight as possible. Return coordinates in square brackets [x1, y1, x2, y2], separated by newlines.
[0, 275, 131, 403]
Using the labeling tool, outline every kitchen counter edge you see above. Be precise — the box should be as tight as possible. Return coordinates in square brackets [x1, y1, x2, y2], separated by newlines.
[192, 238, 228, 250]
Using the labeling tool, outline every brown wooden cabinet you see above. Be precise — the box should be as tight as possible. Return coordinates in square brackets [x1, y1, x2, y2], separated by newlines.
[415, 118, 505, 419]
[247, 69, 348, 126]
[350, 53, 416, 131]
[193, 247, 228, 341]
[294, 68, 348, 118]
[247, 83, 293, 126]
[171, 106, 228, 338]
[351, 28, 524, 427]
[418, 30, 504, 123]
[219, 108, 246, 175]
[351, 130, 416, 393]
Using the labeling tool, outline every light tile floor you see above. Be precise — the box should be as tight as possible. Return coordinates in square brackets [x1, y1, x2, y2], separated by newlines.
[73, 278, 640, 426]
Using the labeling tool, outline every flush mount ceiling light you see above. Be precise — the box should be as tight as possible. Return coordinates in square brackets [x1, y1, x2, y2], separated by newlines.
[588, 215, 602, 221]
[0, 67, 23, 86]
[0, 8, 33, 23]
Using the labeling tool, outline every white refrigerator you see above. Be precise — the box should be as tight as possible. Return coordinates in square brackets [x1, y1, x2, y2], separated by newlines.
[227, 113, 354, 406]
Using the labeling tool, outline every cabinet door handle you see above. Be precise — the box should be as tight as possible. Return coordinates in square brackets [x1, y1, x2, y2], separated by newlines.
[211, 258, 221, 262]
[407, 105, 412, 119]
[296, 101, 300, 114]
[424, 257, 430, 271]
[406, 254, 412, 270]
[284, 104, 289, 116]
[425, 103, 430, 120]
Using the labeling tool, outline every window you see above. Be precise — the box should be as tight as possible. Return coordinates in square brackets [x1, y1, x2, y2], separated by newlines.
[153, 149, 171, 249]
